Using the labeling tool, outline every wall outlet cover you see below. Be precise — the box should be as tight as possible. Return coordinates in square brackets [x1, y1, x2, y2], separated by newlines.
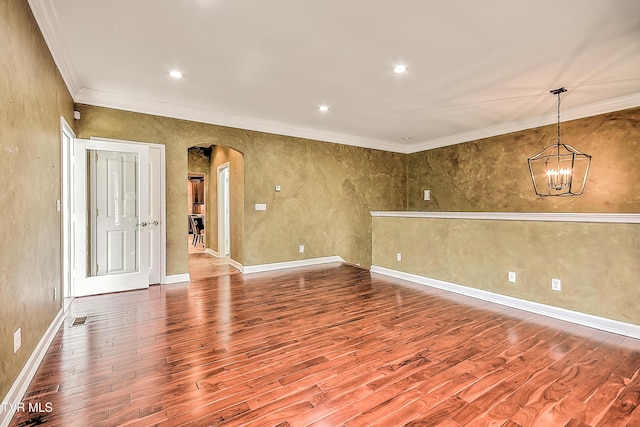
[552, 278, 562, 291]
[508, 271, 516, 283]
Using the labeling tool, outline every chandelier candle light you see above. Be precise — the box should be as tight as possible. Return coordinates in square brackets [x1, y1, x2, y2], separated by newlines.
[527, 87, 591, 197]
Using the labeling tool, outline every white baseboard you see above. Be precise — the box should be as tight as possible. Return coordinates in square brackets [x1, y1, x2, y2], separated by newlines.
[0, 309, 64, 427]
[162, 273, 190, 284]
[243, 256, 345, 274]
[204, 248, 219, 258]
[370, 265, 640, 339]
[228, 258, 243, 272]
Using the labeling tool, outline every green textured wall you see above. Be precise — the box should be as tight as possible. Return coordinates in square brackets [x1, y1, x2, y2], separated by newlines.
[76, 105, 408, 272]
[0, 0, 74, 400]
[372, 216, 640, 324]
[379, 107, 640, 327]
[187, 147, 210, 175]
[408, 108, 640, 212]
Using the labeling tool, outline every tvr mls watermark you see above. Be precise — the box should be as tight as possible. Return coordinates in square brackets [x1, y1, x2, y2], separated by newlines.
[1, 401, 53, 413]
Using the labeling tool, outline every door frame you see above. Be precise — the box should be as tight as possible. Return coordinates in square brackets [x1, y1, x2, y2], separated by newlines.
[60, 117, 75, 311]
[63, 134, 168, 295]
[217, 162, 230, 257]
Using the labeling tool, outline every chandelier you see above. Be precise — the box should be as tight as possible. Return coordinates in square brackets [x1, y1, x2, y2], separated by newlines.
[527, 87, 591, 197]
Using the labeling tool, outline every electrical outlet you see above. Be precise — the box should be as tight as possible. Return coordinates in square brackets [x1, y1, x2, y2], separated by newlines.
[396, 252, 402, 261]
[552, 278, 562, 291]
[14, 328, 21, 354]
[423, 189, 431, 201]
[508, 271, 516, 283]
[298, 244, 305, 253]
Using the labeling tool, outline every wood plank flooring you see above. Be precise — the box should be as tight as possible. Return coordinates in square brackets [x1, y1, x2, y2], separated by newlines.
[10, 255, 640, 426]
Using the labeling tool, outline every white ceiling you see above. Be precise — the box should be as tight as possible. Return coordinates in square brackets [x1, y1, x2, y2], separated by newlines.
[29, 0, 640, 153]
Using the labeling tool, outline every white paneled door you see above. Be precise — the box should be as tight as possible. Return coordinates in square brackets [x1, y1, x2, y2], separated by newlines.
[73, 139, 149, 296]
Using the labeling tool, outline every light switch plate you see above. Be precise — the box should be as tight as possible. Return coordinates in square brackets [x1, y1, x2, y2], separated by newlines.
[14, 328, 21, 354]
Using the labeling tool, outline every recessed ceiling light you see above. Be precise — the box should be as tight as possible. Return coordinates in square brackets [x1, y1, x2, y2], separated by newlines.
[393, 64, 408, 74]
[318, 105, 330, 112]
[169, 70, 184, 79]
[402, 137, 412, 140]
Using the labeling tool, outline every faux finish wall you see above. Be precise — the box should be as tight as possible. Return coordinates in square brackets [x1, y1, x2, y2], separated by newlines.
[241, 138, 407, 267]
[187, 147, 211, 174]
[0, 0, 74, 400]
[76, 105, 407, 272]
[408, 108, 640, 212]
[380, 107, 640, 328]
[372, 216, 640, 324]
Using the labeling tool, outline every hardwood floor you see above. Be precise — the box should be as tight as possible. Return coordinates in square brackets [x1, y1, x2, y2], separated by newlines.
[10, 255, 640, 426]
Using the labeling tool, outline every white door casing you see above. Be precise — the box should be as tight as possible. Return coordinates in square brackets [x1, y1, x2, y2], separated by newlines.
[60, 118, 75, 304]
[147, 146, 162, 284]
[218, 163, 230, 257]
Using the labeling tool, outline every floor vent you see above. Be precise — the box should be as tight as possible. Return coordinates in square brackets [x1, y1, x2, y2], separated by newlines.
[71, 316, 88, 326]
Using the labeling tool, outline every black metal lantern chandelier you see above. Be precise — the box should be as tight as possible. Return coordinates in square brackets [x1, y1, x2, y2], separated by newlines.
[527, 87, 591, 197]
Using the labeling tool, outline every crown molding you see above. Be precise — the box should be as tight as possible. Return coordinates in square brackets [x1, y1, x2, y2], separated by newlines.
[75, 86, 640, 155]
[28, 0, 80, 97]
[406, 92, 640, 154]
[75, 88, 410, 153]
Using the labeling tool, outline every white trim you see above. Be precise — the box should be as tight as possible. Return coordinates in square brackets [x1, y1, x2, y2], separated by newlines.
[60, 117, 75, 302]
[370, 266, 640, 339]
[370, 211, 640, 224]
[0, 309, 64, 427]
[74, 88, 407, 153]
[405, 92, 640, 153]
[163, 273, 191, 284]
[217, 162, 230, 258]
[243, 256, 345, 274]
[27, 0, 80, 97]
[228, 258, 244, 273]
[204, 248, 220, 258]
[73, 88, 640, 155]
